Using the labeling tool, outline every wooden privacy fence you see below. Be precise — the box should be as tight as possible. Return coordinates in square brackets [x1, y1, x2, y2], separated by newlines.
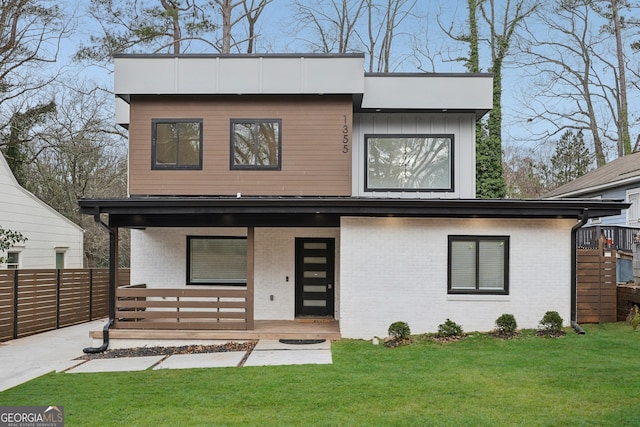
[0, 268, 130, 342]
[577, 249, 617, 323]
[115, 284, 252, 330]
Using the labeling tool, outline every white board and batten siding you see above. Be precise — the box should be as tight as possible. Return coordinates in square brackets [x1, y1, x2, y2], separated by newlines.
[0, 153, 84, 269]
[352, 114, 477, 198]
[339, 217, 575, 339]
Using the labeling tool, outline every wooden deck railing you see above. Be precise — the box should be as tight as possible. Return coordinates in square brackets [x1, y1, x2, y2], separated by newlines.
[577, 226, 640, 252]
[115, 285, 253, 330]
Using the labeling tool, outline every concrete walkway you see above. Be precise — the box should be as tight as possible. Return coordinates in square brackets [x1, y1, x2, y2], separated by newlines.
[0, 320, 332, 392]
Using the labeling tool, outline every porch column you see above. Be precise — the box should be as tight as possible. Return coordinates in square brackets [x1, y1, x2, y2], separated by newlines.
[109, 226, 119, 320]
[246, 226, 254, 330]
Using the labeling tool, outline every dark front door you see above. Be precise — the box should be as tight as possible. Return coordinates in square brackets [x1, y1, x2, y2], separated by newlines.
[295, 238, 335, 317]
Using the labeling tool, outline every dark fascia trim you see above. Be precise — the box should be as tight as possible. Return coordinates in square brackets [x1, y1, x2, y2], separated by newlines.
[79, 196, 628, 219]
[365, 72, 494, 78]
[114, 53, 366, 59]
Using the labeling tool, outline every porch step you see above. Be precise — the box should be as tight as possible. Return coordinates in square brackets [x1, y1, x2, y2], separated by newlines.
[89, 320, 341, 342]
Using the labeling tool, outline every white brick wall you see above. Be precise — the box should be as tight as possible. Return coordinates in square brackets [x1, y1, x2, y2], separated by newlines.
[131, 227, 340, 320]
[339, 217, 575, 339]
[254, 228, 340, 320]
[132, 218, 575, 338]
[131, 227, 247, 287]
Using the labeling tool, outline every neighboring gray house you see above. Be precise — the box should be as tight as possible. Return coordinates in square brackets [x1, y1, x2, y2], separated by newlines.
[0, 152, 84, 269]
[545, 151, 640, 228]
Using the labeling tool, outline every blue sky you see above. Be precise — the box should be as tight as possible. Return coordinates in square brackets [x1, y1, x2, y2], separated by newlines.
[57, 0, 639, 161]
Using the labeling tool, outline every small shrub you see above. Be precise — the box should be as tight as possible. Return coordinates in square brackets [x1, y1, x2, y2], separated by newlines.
[627, 305, 640, 331]
[537, 311, 565, 337]
[437, 318, 463, 338]
[495, 313, 518, 334]
[388, 321, 411, 341]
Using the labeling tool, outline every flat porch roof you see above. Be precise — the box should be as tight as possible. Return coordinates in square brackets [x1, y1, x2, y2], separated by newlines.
[78, 196, 628, 228]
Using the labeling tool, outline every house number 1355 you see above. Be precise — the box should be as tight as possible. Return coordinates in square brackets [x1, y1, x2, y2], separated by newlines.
[342, 115, 349, 153]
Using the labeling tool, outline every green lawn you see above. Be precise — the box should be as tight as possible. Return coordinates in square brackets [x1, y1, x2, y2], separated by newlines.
[1, 323, 640, 426]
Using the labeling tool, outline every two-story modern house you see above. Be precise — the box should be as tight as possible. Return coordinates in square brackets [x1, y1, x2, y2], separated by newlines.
[80, 54, 626, 342]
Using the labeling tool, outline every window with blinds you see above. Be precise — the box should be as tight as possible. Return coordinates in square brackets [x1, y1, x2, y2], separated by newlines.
[448, 236, 509, 294]
[187, 237, 247, 285]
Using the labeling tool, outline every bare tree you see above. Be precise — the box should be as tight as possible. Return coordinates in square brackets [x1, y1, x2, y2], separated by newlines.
[361, 0, 416, 72]
[503, 144, 546, 198]
[292, 0, 366, 53]
[24, 83, 129, 267]
[438, 0, 537, 198]
[0, 0, 70, 107]
[211, 0, 273, 53]
[243, 0, 272, 53]
[516, 0, 638, 166]
[593, 0, 634, 156]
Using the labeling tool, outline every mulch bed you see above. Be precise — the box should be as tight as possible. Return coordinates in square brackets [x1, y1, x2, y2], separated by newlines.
[536, 330, 567, 338]
[490, 331, 520, 339]
[78, 341, 256, 360]
[431, 335, 467, 343]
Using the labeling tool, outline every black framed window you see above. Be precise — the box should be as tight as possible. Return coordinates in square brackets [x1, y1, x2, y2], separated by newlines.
[187, 236, 247, 285]
[152, 119, 203, 169]
[231, 119, 281, 170]
[365, 134, 453, 191]
[448, 236, 509, 295]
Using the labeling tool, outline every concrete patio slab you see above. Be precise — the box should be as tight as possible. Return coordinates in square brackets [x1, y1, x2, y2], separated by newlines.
[154, 352, 246, 370]
[253, 339, 330, 351]
[244, 349, 332, 367]
[67, 356, 164, 373]
[0, 319, 105, 392]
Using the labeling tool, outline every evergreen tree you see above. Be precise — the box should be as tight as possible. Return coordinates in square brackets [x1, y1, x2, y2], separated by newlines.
[537, 130, 594, 191]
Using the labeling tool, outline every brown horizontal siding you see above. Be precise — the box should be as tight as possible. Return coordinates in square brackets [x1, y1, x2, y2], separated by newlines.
[129, 95, 353, 196]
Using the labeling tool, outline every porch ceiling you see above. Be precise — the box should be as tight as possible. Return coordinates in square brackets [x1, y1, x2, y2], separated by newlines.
[78, 196, 628, 228]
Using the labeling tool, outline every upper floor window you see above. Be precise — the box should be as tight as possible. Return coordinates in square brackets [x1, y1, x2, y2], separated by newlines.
[231, 119, 281, 170]
[365, 134, 453, 191]
[152, 119, 203, 170]
[448, 236, 509, 295]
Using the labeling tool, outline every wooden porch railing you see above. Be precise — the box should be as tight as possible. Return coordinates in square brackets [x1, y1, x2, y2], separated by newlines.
[115, 285, 253, 330]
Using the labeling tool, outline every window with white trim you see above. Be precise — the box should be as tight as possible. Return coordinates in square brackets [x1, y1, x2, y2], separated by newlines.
[6, 251, 19, 269]
[448, 236, 509, 295]
[56, 252, 65, 269]
[366, 134, 453, 191]
[187, 237, 247, 285]
[626, 189, 640, 227]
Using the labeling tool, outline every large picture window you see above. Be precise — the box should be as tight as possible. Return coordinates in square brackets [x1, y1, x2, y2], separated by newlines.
[152, 119, 203, 169]
[448, 236, 509, 295]
[231, 119, 281, 170]
[366, 134, 453, 191]
[187, 237, 247, 285]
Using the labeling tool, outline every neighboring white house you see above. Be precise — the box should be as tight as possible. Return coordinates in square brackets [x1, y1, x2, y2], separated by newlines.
[0, 152, 84, 269]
